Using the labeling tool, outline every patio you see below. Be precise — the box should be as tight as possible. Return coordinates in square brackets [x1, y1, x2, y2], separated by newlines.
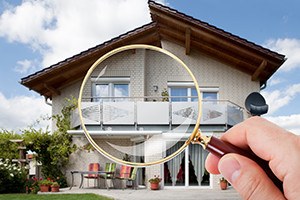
[57, 187, 242, 200]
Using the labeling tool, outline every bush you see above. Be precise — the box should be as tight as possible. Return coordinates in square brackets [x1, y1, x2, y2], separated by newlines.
[0, 159, 26, 193]
[25, 177, 39, 194]
[0, 97, 77, 189]
[0, 131, 22, 160]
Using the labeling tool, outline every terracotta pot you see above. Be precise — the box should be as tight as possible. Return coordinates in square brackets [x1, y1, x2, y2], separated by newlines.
[220, 181, 228, 190]
[150, 183, 159, 190]
[40, 185, 50, 192]
[51, 186, 60, 192]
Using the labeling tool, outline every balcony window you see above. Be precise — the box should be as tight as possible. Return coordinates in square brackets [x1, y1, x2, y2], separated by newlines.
[203, 92, 218, 100]
[168, 82, 218, 102]
[92, 77, 129, 102]
[170, 87, 188, 102]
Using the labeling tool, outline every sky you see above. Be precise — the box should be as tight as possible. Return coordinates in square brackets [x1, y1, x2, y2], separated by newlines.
[0, 0, 299, 134]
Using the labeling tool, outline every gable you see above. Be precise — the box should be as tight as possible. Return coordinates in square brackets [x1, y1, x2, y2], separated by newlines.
[20, 1, 285, 99]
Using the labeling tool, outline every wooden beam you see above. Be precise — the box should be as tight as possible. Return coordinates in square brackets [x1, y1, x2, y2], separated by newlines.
[43, 84, 61, 96]
[252, 60, 267, 81]
[185, 27, 191, 55]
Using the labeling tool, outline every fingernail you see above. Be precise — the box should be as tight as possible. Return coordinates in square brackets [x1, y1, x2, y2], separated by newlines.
[218, 156, 241, 183]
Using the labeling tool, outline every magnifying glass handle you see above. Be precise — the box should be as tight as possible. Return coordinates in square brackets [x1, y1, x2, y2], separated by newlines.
[202, 136, 283, 191]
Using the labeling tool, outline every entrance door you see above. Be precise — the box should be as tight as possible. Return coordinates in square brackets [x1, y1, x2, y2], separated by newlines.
[164, 142, 210, 187]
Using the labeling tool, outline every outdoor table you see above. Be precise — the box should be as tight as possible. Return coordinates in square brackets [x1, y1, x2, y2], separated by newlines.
[70, 170, 114, 190]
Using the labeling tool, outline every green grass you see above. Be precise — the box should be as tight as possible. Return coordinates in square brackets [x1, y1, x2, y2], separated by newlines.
[0, 193, 113, 200]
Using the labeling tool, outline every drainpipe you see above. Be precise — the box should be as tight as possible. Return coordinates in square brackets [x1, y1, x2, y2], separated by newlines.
[44, 97, 52, 106]
[260, 81, 267, 91]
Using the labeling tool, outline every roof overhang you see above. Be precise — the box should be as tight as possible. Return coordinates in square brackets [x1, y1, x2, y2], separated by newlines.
[20, 1, 286, 99]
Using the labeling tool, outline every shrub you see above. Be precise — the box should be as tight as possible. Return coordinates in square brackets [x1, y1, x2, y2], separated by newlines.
[0, 131, 22, 160]
[0, 97, 77, 189]
[0, 159, 26, 193]
[25, 176, 39, 194]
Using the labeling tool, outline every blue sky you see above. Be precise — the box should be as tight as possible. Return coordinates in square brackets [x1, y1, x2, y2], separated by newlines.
[0, 0, 300, 134]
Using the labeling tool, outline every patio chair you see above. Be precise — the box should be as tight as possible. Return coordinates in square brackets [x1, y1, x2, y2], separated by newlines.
[100, 163, 116, 188]
[116, 165, 138, 189]
[84, 163, 100, 188]
[127, 167, 138, 189]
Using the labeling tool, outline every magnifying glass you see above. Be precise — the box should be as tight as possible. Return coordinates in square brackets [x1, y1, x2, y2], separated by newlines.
[78, 44, 282, 190]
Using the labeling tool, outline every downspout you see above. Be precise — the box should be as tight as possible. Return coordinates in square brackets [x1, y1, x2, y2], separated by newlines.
[260, 81, 267, 91]
[45, 96, 52, 106]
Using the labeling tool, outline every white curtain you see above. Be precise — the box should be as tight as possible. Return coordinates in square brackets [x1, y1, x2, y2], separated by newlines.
[165, 141, 209, 186]
[189, 144, 208, 185]
[166, 142, 184, 186]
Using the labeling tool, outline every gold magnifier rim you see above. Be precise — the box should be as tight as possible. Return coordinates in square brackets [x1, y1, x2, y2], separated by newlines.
[78, 44, 202, 167]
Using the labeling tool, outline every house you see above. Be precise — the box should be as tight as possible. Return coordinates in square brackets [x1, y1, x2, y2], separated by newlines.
[20, 1, 285, 189]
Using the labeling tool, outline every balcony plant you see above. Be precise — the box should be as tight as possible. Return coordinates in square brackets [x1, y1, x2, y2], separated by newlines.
[51, 182, 60, 192]
[161, 88, 169, 102]
[148, 175, 162, 190]
[219, 177, 228, 190]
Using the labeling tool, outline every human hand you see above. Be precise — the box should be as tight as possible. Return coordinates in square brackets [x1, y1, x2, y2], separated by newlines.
[205, 116, 300, 200]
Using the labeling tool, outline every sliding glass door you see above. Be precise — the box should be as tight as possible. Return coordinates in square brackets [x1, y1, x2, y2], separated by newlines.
[164, 141, 210, 187]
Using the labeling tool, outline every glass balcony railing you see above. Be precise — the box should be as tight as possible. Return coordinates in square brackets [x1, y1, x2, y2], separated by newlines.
[71, 97, 245, 129]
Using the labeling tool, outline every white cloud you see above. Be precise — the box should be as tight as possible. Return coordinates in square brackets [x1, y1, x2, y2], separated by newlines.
[0, 92, 51, 132]
[0, 0, 168, 131]
[14, 59, 40, 74]
[265, 114, 300, 135]
[268, 77, 284, 87]
[0, 0, 154, 68]
[262, 83, 300, 114]
[264, 38, 300, 72]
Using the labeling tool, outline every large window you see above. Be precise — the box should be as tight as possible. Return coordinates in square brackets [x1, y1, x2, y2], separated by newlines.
[92, 77, 129, 102]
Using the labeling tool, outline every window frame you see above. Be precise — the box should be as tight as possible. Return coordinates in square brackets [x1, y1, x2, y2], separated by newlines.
[167, 82, 219, 102]
[91, 77, 130, 102]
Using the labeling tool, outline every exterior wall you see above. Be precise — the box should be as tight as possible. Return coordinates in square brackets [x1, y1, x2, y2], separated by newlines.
[145, 48, 193, 97]
[52, 80, 81, 130]
[161, 40, 260, 107]
[82, 49, 146, 101]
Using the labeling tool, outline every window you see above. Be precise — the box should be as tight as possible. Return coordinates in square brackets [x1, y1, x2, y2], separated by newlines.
[92, 77, 130, 102]
[168, 82, 196, 102]
[203, 92, 217, 100]
[168, 82, 218, 102]
[170, 87, 188, 102]
[202, 88, 218, 102]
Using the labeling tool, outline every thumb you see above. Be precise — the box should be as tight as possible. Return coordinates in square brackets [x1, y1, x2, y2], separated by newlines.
[218, 154, 285, 200]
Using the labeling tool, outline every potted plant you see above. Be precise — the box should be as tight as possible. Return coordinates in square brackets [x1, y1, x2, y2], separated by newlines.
[51, 182, 60, 192]
[219, 177, 228, 190]
[148, 175, 162, 190]
[38, 179, 52, 192]
[161, 88, 169, 102]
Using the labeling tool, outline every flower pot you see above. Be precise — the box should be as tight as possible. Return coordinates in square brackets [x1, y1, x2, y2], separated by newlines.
[150, 182, 159, 190]
[40, 185, 50, 192]
[220, 181, 228, 190]
[51, 186, 60, 192]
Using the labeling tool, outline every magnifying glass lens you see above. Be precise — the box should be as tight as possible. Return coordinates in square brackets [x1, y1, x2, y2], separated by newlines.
[79, 45, 200, 166]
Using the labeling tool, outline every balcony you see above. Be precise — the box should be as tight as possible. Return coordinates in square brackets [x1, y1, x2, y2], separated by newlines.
[70, 97, 246, 131]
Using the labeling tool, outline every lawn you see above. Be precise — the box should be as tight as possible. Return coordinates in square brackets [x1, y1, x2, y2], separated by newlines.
[0, 193, 113, 200]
